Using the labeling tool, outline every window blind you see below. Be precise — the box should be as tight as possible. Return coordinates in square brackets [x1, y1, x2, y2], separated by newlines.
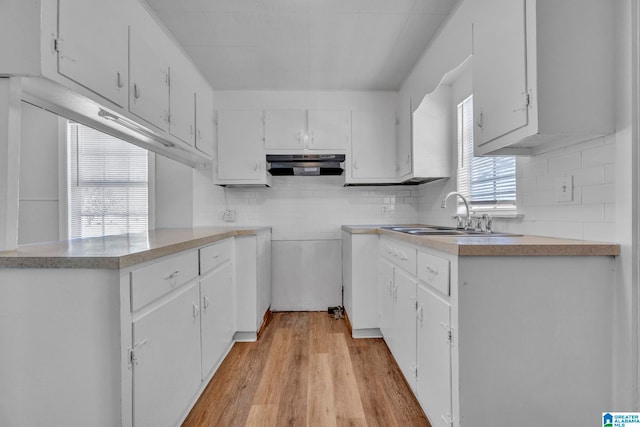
[457, 96, 516, 211]
[67, 122, 148, 238]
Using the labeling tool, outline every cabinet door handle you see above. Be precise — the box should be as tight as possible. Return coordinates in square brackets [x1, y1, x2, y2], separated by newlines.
[192, 303, 200, 319]
[353, 161, 359, 170]
[133, 83, 141, 99]
[203, 295, 210, 311]
[416, 305, 424, 322]
[197, 128, 202, 140]
[477, 112, 484, 129]
[163, 270, 181, 281]
[426, 266, 439, 277]
[190, 124, 194, 135]
[253, 162, 260, 171]
[116, 72, 124, 89]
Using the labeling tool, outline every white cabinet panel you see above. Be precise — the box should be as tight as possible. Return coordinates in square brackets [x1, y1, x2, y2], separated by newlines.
[378, 258, 395, 351]
[216, 110, 266, 182]
[129, 18, 170, 131]
[195, 87, 215, 156]
[394, 268, 417, 392]
[169, 64, 196, 146]
[132, 281, 201, 427]
[349, 110, 397, 182]
[200, 262, 234, 378]
[308, 110, 350, 150]
[472, 0, 528, 147]
[417, 284, 452, 427]
[57, 0, 128, 107]
[265, 109, 307, 151]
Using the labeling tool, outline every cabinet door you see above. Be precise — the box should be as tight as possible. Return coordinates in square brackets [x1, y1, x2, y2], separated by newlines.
[57, 0, 128, 107]
[473, 0, 529, 148]
[308, 110, 350, 150]
[394, 268, 417, 392]
[217, 110, 265, 181]
[351, 111, 397, 180]
[417, 284, 452, 427]
[195, 87, 215, 156]
[378, 258, 395, 351]
[129, 19, 170, 131]
[132, 282, 202, 427]
[169, 64, 196, 146]
[264, 110, 306, 151]
[200, 263, 235, 379]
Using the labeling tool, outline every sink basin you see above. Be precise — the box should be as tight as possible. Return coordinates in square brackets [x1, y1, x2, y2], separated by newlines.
[381, 225, 520, 238]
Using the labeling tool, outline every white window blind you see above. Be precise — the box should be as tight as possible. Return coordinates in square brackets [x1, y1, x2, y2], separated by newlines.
[457, 96, 516, 211]
[67, 122, 148, 238]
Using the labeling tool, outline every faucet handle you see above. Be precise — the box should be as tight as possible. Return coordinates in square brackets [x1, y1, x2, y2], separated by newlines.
[481, 213, 493, 233]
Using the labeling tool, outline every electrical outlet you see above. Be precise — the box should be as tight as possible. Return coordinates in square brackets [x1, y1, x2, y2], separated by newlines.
[223, 209, 236, 222]
[381, 204, 395, 217]
[556, 176, 573, 202]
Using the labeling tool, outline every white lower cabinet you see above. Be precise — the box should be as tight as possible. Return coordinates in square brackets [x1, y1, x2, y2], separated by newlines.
[200, 262, 235, 379]
[132, 281, 202, 427]
[417, 283, 452, 427]
[376, 235, 615, 427]
[393, 268, 418, 392]
[378, 258, 396, 351]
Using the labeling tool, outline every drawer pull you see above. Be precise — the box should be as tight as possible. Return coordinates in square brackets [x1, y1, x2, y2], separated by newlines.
[426, 266, 439, 276]
[163, 270, 181, 281]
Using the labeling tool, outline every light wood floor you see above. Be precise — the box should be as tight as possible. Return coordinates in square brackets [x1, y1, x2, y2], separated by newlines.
[182, 312, 430, 427]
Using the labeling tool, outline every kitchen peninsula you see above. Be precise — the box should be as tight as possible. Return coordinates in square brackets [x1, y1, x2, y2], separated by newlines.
[0, 227, 271, 427]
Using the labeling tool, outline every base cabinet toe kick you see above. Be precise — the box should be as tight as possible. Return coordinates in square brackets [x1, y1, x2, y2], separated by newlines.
[0, 229, 271, 427]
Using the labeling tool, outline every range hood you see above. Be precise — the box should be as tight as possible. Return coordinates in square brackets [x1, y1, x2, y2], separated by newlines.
[266, 154, 345, 176]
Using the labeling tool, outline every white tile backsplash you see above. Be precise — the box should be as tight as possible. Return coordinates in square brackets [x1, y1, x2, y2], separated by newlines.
[194, 136, 616, 243]
[194, 173, 419, 240]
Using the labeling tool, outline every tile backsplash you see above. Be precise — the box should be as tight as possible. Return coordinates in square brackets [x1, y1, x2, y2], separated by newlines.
[195, 135, 616, 243]
[194, 171, 419, 240]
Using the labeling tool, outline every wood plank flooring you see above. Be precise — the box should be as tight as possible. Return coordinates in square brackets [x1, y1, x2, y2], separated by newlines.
[182, 312, 430, 427]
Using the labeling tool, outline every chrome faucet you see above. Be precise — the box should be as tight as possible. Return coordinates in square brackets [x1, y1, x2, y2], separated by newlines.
[441, 191, 471, 229]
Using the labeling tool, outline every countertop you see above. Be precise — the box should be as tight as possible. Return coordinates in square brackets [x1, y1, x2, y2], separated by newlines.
[0, 227, 271, 269]
[342, 225, 620, 257]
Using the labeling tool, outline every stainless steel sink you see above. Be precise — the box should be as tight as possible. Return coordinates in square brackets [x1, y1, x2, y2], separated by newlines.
[380, 225, 520, 238]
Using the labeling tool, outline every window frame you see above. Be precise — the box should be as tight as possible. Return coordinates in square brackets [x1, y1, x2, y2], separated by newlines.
[60, 120, 155, 239]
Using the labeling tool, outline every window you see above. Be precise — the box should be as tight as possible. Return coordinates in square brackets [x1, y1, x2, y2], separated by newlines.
[67, 122, 149, 238]
[457, 96, 516, 213]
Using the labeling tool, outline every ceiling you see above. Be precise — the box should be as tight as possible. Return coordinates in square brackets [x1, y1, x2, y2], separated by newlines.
[144, 0, 459, 91]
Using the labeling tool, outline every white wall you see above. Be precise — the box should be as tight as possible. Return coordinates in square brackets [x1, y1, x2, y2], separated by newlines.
[18, 101, 61, 244]
[402, 0, 636, 409]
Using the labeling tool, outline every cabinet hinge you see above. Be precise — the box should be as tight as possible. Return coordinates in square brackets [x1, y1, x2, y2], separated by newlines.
[128, 338, 149, 368]
[525, 93, 530, 107]
[448, 330, 453, 342]
[53, 36, 62, 53]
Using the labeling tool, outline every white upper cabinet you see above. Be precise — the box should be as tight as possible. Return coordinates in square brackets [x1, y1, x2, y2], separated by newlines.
[265, 110, 307, 151]
[168, 63, 196, 146]
[348, 110, 397, 184]
[57, 0, 128, 107]
[195, 87, 215, 156]
[473, 0, 614, 155]
[129, 16, 170, 132]
[264, 109, 349, 153]
[307, 110, 350, 151]
[215, 110, 270, 186]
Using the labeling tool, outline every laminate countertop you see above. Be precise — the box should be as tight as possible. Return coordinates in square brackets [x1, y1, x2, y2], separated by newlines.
[342, 225, 620, 257]
[0, 227, 271, 269]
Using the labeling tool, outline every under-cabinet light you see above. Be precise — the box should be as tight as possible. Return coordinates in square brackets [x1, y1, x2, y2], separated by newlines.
[98, 109, 174, 148]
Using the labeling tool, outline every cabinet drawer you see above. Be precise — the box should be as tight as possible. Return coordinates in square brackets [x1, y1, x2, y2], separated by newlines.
[380, 238, 417, 276]
[417, 252, 450, 296]
[199, 238, 233, 275]
[131, 251, 199, 311]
